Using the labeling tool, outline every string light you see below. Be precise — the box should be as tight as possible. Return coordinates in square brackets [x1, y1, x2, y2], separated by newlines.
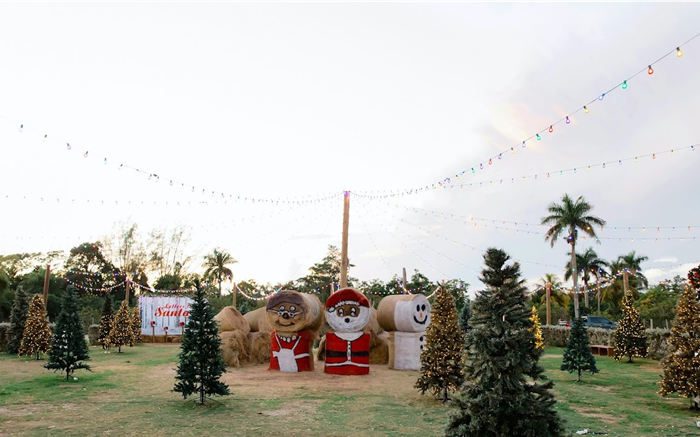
[18, 124, 23, 132]
[648, 65, 654, 75]
[598, 93, 605, 100]
[584, 106, 589, 113]
[565, 116, 570, 124]
[536, 134, 541, 141]
[622, 80, 628, 90]
[677, 47, 683, 57]
[549, 125, 553, 133]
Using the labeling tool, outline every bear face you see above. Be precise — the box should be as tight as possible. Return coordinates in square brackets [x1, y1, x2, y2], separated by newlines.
[266, 301, 305, 330]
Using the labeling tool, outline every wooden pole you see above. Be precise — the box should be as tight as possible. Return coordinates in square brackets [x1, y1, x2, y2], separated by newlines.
[545, 282, 551, 326]
[125, 279, 131, 303]
[402, 267, 408, 289]
[232, 281, 237, 308]
[623, 270, 630, 295]
[42, 264, 51, 308]
[650, 319, 654, 329]
[340, 191, 350, 288]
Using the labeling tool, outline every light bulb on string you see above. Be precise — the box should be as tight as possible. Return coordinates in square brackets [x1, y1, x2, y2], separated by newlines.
[622, 80, 628, 89]
[618, 160, 622, 166]
[18, 124, 23, 132]
[488, 159, 492, 165]
[677, 47, 683, 57]
[648, 65, 654, 75]
[479, 163, 483, 170]
[66, 143, 71, 150]
[83, 151, 89, 158]
[498, 153, 502, 160]
[652, 153, 656, 159]
[536, 134, 541, 141]
[671, 150, 674, 155]
[634, 157, 638, 163]
[602, 163, 606, 168]
[522, 141, 526, 148]
[549, 125, 553, 133]
[43, 134, 48, 142]
[584, 106, 589, 113]
[103, 158, 107, 165]
[598, 94, 605, 100]
[692, 145, 696, 151]
[565, 116, 570, 124]
[510, 147, 514, 154]
[471, 167, 475, 174]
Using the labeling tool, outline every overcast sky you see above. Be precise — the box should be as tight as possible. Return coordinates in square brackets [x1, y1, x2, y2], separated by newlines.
[1, 3, 699, 294]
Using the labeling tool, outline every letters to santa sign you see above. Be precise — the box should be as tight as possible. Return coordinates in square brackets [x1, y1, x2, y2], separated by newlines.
[138, 295, 193, 335]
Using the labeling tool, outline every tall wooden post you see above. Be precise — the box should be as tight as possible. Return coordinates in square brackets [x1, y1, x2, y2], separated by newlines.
[125, 279, 131, 303]
[623, 270, 630, 295]
[232, 281, 237, 308]
[42, 264, 51, 307]
[402, 268, 408, 289]
[545, 282, 551, 326]
[340, 191, 350, 288]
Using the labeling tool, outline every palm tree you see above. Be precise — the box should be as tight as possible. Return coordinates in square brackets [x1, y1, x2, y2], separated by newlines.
[542, 194, 606, 319]
[564, 248, 608, 310]
[535, 273, 570, 307]
[618, 251, 649, 291]
[202, 249, 237, 298]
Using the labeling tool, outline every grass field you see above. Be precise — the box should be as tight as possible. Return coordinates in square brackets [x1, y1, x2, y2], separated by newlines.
[1, 345, 698, 437]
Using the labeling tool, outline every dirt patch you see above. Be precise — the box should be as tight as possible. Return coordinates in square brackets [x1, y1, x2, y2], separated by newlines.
[259, 400, 322, 416]
[0, 404, 43, 417]
[593, 385, 615, 392]
[570, 405, 623, 424]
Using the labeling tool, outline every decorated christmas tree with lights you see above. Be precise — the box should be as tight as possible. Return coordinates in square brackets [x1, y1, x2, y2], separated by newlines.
[561, 317, 598, 382]
[689, 264, 700, 300]
[530, 306, 545, 352]
[45, 288, 91, 380]
[6, 287, 30, 355]
[130, 306, 143, 344]
[108, 300, 134, 353]
[97, 295, 114, 349]
[173, 283, 230, 405]
[613, 292, 648, 363]
[660, 285, 700, 409]
[446, 248, 563, 437]
[19, 294, 53, 360]
[415, 284, 464, 401]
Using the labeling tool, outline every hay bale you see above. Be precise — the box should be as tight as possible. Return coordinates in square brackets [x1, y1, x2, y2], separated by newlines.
[247, 331, 271, 364]
[366, 307, 384, 346]
[243, 307, 272, 332]
[214, 306, 250, 334]
[370, 331, 389, 365]
[317, 334, 327, 361]
[220, 330, 250, 367]
[265, 290, 324, 337]
[376, 294, 431, 332]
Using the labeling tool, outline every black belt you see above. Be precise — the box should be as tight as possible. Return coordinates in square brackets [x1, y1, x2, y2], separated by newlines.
[326, 350, 370, 358]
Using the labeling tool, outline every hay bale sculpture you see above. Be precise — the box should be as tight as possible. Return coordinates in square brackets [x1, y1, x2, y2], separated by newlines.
[266, 290, 323, 372]
[243, 307, 273, 364]
[323, 288, 371, 375]
[377, 294, 431, 370]
[316, 306, 390, 365]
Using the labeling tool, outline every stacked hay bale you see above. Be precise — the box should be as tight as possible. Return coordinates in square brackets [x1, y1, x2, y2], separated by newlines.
[214, 306, 250, 367]
[243, 307, 273, 364]
[377, 294, 431, 370]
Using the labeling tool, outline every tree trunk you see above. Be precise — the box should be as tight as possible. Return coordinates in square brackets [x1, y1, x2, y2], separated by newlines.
[583, 279, 589, 309]
[577, 368, 581, 382]
[570, 236, 579, 319]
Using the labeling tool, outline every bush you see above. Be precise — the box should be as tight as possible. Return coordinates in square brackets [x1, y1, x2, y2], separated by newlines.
[0, 322, 9, 351]
[88, 324, 100, 346]
[541, 325, 671, 360]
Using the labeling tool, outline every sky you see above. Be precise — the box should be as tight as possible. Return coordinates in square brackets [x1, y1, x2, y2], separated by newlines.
[1, 3, 699, 295]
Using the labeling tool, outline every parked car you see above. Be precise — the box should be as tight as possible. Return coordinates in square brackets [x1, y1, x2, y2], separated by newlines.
[582, 316, 617, 330]
[558, 319, 570, 327]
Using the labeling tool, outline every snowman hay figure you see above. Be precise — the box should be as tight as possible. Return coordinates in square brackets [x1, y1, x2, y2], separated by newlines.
[266, 290, 323, 372]
[324, 288, 371, 375]
[377, 294, 431, 370]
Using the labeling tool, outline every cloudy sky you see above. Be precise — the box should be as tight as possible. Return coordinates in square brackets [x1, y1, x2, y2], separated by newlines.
[1, 3, 699, 294]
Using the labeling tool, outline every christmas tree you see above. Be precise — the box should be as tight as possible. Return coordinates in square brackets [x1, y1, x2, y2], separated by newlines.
[459, 298, 472, 334]
[130, 306, 143, 343]
[108, 300, 133, 353]
[561, 317, 598, 382]
[6, 287, 30, 355]
[173, 284, 230, 404]
[689, 264, 700, 300]
[415, 284, 464, 402]
[612, 292, 648, 363]
[446, 248, 563, 437]
[660, 285, 700, 409]
[44, 288, 91, 380]
[19, 294, 53, 360]
[530, 306, 545, 352]
[97, 295, 114, 349]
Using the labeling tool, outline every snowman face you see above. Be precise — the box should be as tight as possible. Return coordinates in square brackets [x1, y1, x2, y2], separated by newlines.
[394, 295, 431, 332]
[326, 303, 369, 333]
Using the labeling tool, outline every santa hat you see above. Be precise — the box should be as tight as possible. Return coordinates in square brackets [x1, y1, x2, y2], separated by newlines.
[326, 288, 369, 312]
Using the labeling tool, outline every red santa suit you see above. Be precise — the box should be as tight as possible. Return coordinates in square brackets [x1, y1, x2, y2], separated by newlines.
[269, 329, 313, 372]
[324, 331, 370, 375]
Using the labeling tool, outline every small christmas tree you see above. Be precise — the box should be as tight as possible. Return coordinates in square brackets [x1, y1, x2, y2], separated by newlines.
[446, 248, 563, 437]
[561, 317, 598, 382]
[173, 284, 230, 404]
[415, 284, 464, 402]
[108, 300, 133, 353]
[6, 287, 30, 355]
[45, 288, 91, 380]
[529, 305, 545, 352]
[612, 292, 648, 363]
[130, 306, 143, 344]
[660, 285, 700, 409]
[459, 298, 472, 334]
[19, 295, 53, 360]
[97, 295, 114, 349]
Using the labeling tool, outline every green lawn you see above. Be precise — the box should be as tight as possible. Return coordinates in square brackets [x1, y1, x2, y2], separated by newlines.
[0, 345, 697, 436]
